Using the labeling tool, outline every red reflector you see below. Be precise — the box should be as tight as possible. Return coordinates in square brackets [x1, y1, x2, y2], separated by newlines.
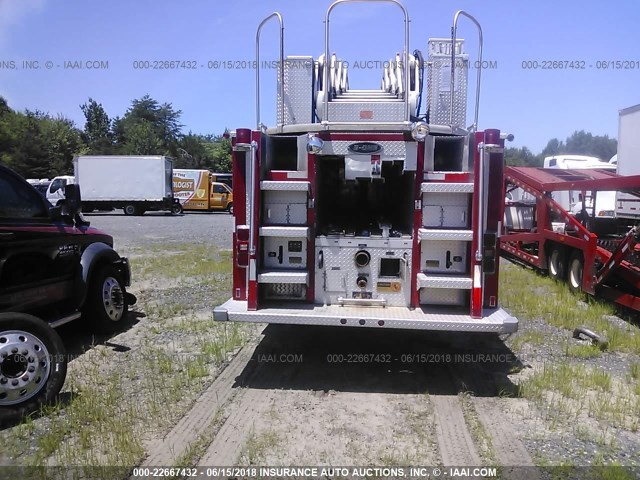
[237, 251, 249, 267]
[237, 225, 249, 241]
[360, 110, 374, 119]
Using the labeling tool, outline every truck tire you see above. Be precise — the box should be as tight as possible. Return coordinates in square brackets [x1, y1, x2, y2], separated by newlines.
[568, 251, 584, 292]
[123, 204, 140, 216]
[0, 313, 67, 427]
[548, 245, 567, 281]
[227, 203, 233, 215]
[171, 204, 183, 215]
[82, 264, 129, 334]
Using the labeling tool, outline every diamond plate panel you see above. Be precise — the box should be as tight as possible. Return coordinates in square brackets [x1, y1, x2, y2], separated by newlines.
[215, 299, 519, 333]
[420, 287, 467, 306]
[277, 56, 314, 126]
[418, 229, 473, 241]
[262, 283, 306, 300]
[416, 273, 472, 289]
[315, 242, 412, 307]
[259, 226, 309, 238]
[427, 39, 468, 127]
[421, 182, 474, 193]
[258, 271, 309, 284]
[322, 140, 407, 158]
[327, 101, 406, 123]
[261, 181, 310, 191]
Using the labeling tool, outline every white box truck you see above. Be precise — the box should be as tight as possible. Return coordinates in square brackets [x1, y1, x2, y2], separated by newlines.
[74, 155, 182, 215]
[615, 104, 640, 220]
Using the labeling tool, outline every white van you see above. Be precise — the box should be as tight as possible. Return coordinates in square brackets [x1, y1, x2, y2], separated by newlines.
[46, 175, 75, 204]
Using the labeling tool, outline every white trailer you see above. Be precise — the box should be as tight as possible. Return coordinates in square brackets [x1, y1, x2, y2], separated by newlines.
[615, 104, 640, 220]
[74, 155, 181, 215]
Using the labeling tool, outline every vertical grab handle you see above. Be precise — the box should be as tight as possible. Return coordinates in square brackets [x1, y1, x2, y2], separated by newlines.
[256, 12, 285, 130]
[450, 10, 483, 131]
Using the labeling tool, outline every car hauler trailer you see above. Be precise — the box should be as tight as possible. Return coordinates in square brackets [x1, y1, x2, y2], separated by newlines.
[214, 0, 517, 333]
[173, 169, 233, 213]
[502, 166, 640, 311]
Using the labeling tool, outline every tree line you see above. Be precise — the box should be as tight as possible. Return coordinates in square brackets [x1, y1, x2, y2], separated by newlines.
[504, 131, 617, 167]
[0, 95, 231, 179]
[0, 93, 618, 178]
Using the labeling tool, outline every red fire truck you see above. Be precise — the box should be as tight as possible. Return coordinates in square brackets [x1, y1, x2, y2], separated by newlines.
[214, 0, 517, 333]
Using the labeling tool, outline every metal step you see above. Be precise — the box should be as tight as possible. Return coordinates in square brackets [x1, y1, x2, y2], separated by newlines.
[258, 271, 309, 284]
[331, 98, 403, 103]
[337, 92, 397, 98]
[418, 228, 473, 241]
[417, 273, 472, 289]
[421, 182, 474, 193]
[261, 181, 310, 191]
[259, 226, 309, 238]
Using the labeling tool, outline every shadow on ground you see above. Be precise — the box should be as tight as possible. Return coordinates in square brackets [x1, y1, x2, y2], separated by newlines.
[234, 324, 523, 397]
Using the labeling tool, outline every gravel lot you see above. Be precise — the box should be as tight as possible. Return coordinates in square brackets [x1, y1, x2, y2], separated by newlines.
[85, 210, 234, 252]
[2, 210, 640, 477]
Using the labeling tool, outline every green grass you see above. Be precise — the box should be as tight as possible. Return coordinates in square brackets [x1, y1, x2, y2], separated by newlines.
[130, 245, 232, 279]
[519, 362, 640, 431]
[565, 343, 603, 359]
[511, 330, 546, 352]
[500, 264, 640, 354]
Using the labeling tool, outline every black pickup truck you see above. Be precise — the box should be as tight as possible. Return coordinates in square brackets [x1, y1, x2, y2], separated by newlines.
[0, 164, 134, 426]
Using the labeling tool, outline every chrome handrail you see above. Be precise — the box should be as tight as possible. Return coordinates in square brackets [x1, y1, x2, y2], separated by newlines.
[324, 0, 410, 125]
[256, 12, 284, 130]
[450, 10, 482, 131]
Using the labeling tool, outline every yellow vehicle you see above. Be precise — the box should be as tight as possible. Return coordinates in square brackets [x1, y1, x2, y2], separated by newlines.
[173, 169, 233, 213]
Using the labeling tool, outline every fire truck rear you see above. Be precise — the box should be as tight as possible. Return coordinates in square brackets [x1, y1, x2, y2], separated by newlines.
[214, 0, 517, 334]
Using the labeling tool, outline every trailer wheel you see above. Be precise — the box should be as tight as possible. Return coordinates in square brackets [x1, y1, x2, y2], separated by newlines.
[82, 264, 129, 334]
[171, 204, 183, 215]
[568, 251, 584, 292]
[123, 204, 139, 216]
[548, 246, 567, 281]
[0, 313, 67, 427]
[227, 203, 233, 215]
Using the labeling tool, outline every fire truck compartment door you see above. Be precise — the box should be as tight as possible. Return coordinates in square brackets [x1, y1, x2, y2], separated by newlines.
[423, 205, 468, 228]
[421, 241, 468, 274]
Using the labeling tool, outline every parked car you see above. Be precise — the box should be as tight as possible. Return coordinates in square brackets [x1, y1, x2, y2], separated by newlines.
[0, 164, 135, 426]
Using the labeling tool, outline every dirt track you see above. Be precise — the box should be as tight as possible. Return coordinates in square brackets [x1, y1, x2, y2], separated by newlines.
[139, 323, 539, 473]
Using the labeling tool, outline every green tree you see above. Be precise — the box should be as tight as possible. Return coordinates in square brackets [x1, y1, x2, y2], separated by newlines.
[204, 134, 232, 172]
[504, 146, 538, 167]
[563, 130, 616, 161]
[80, 98, 113, 153]
[41, 115, 84, 174]
[113, 95, 183, 156]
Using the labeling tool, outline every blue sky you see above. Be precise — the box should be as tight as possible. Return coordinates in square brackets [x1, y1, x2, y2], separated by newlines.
[0, 0, 638, 154]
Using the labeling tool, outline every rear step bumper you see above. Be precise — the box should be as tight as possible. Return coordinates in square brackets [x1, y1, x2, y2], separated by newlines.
[214, 299, 518, 333]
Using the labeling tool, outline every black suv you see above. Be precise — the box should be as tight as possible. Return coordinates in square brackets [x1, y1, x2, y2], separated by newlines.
[0, 164, 134, 425]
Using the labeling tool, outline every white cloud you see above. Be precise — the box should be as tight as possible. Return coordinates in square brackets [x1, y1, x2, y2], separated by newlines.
[0, 0, 46, 44]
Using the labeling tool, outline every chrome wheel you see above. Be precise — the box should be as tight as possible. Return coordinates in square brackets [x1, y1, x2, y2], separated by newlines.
[102, 277, 125, 322]
[0, 330, 51, 406]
